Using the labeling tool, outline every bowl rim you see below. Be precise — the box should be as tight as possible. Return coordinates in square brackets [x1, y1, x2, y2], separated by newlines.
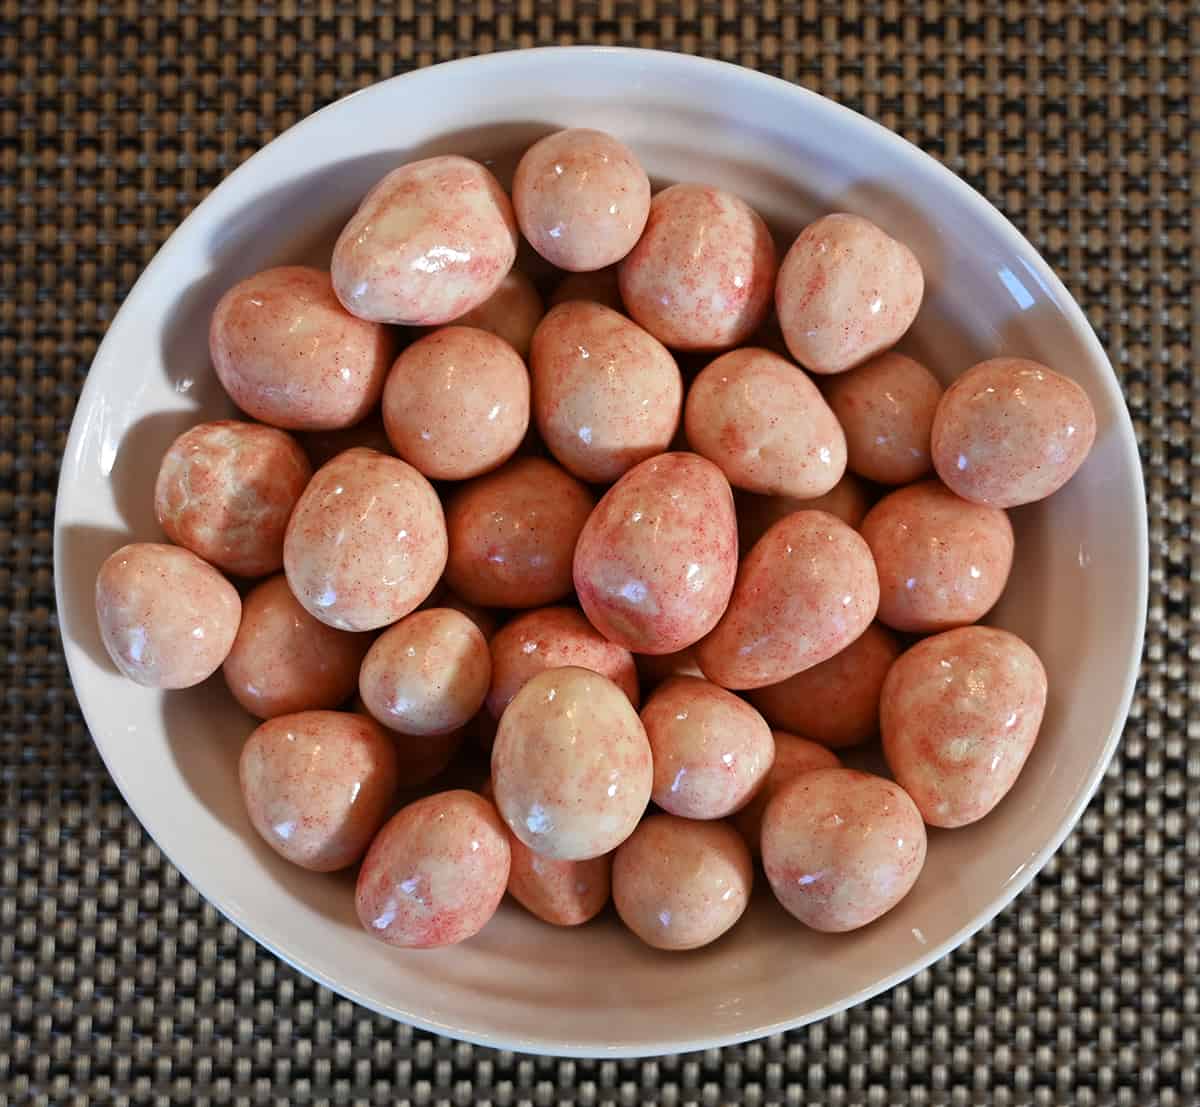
[54, 45, 1149, 1057]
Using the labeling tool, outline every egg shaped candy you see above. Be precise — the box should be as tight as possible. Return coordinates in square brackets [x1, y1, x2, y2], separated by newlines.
[451, 269, 544, 358]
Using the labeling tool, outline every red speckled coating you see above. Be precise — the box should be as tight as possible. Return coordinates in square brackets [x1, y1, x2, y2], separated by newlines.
[154, 420, 312, 578]
[696, 510, 879, 690]
[506, 834, 612, 927]
[823, 351, 943, 485]
[355, 790, 511, 948]
[612, 815, 753, 951]
[443, 456, 595, 609]
[761, 768, 927, 932]
[513, 129, 651, 272]
[775, 213, 924, 375]
[618, 184, 777, 351]
[491, 667, 652, 861]
[95, 542, 241, 689]
[450, 270, 544, 358]
[530, 301, 682, 483]
[299, 415, 394, 471]
[574, 452, 738, 656]
[486, 605, 639, 720]
[685, 347, 847, 498]
[931, 357, 1098, 508]
[860, 480, 1014, 634]
[239, 710, 399, 872]
[734, 474, 874, 555]
[633, 646, 704, 693]
[331, 156, 518, 326]
[747, 622, 901, 750]
[640, 676, 774, 820]
[549, 267, 625, 313]
[209, 266, 394, 430]
[283, 447, 447, 632]
[881, 626, 1048, 828]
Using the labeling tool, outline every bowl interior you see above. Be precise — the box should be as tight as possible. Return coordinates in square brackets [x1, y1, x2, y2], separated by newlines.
[55, 49, 1146, 1057]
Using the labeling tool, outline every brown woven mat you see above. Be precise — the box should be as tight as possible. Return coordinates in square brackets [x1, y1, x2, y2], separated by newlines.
[3, 3, 1195, 1103]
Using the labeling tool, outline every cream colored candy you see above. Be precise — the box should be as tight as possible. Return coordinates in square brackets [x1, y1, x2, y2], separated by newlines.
[612, 815, 752, 951]
[881, 626, 1048, 828]
[209, 266, 394, 430]
[443, 457, 595, 608]
[696, 510, 879, 690]
[507, 835, 612, 926]
[573, 452, 738, 655]
[618, 184, 777, 351]
[332, 156, 518, 326]
[634, 647, 704, 692]
[549, 267, 625, 312]
[685, 347, 847, 498]
[355, 790, 510, 948]
[734, 474, 873, 554]
[450, 269, 544, 358]
[491, 667, 652, 861]
[530, 301, 682, 483]
[932, 356, 1098, 508]
[154, 420, 312, 578]
[823, 351, 943, 484]
[640, 676, 774, 820]
[775, 213, 924, 375]
[283, 447, 447, 632]
[761, 768, 926, 932]
[860, 480, 1014, 633]
[239, 710, 399, 872]
[514, 129, 651, 272]
[96, 542, 241, 690]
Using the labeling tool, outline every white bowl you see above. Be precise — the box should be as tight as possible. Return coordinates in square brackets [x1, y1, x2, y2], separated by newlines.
[55, 47, 1147, 1057]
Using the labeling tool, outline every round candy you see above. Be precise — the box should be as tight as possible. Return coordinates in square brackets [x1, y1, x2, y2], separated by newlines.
[210, 266, 394, 430]
[355, 790, 511, 948]
[513, 128, 651, 272]
[239, 710, 398, 872]
[549, 267, 624, 312]
[450, 269, 544, 358]
[762, 768, 926, 932]
[95, 542, 241, 689]
[618, 184, 777, 351]
[154, 420, 312, 578]
[734, 473, 873, 554]
[881, 626, 1048, 828]
[283, 448, 447, 631]
[931, 356, 1097, 508]
[332, 156, 518, 326]
[491, 667, 652, 861]
[860, 480, 1014, 633]
[612, 815, 752, 951]
[775, 213, 924, 375]
[507, 836, 612, 927]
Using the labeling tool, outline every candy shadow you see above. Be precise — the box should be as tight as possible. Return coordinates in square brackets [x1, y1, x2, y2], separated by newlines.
[57, 523, 136, 672]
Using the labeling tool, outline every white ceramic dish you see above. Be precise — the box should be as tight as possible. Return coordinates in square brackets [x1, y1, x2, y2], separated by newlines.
[54, 47, 1147, 1057]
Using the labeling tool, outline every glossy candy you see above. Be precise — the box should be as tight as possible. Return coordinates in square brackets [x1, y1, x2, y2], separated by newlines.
[451, 269, 544, 358]
[506, 836, 612, 926]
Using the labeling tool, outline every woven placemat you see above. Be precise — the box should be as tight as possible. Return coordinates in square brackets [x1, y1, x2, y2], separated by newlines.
[2, 3, 1195, 1104]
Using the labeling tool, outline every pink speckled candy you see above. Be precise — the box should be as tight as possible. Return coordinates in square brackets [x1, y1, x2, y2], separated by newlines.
[775, 213, 924, 375]
[359, 608, 491, 737]
[507, 835, 612, 927]
[450, 270, 544, 358]
[634, 647, 704, 692]
[154, 420, 312, 578]
[573, 452, 738, 655]
[443, 457, 595, 608]
[931, 357, 1098, 508]
[612, 815, 753, 951]
[762, 768, 927, 932]
[860, 480, 1014, 634]
[747, 623, 901, 750]
[223, 574, 370, 719]
[95, 542, 241, 689]
[734, 473, 873, 554]
[640, 676, 774, 820]
[486, 606, 639, 720]
[823, 352, 943, 485]
[332, 156, 518, 326]
[355, 790, 510, 948]
[881, 626, 1048, 828]
[619, 184, 777, 351]
[283, 447, 447, 632]
[491, 667, 652, 861]
[685, 347, 847, 498]
[549, 267, 625, 312]
[209, 266, 394, 430]
[239, 710, 399, 872]
[299, 415, 394, 470]
[382, 326, 530, 481]
[530, 301, 682, 484]
[514, 129, 651, 272]
[696, 510, 879, 690]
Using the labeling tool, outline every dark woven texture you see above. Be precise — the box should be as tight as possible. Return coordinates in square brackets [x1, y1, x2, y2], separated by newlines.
[2, 3, 1195, 1104]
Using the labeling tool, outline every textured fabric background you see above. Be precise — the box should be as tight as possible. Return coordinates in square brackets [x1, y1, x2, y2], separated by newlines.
[2, 3, 1195, 1104]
